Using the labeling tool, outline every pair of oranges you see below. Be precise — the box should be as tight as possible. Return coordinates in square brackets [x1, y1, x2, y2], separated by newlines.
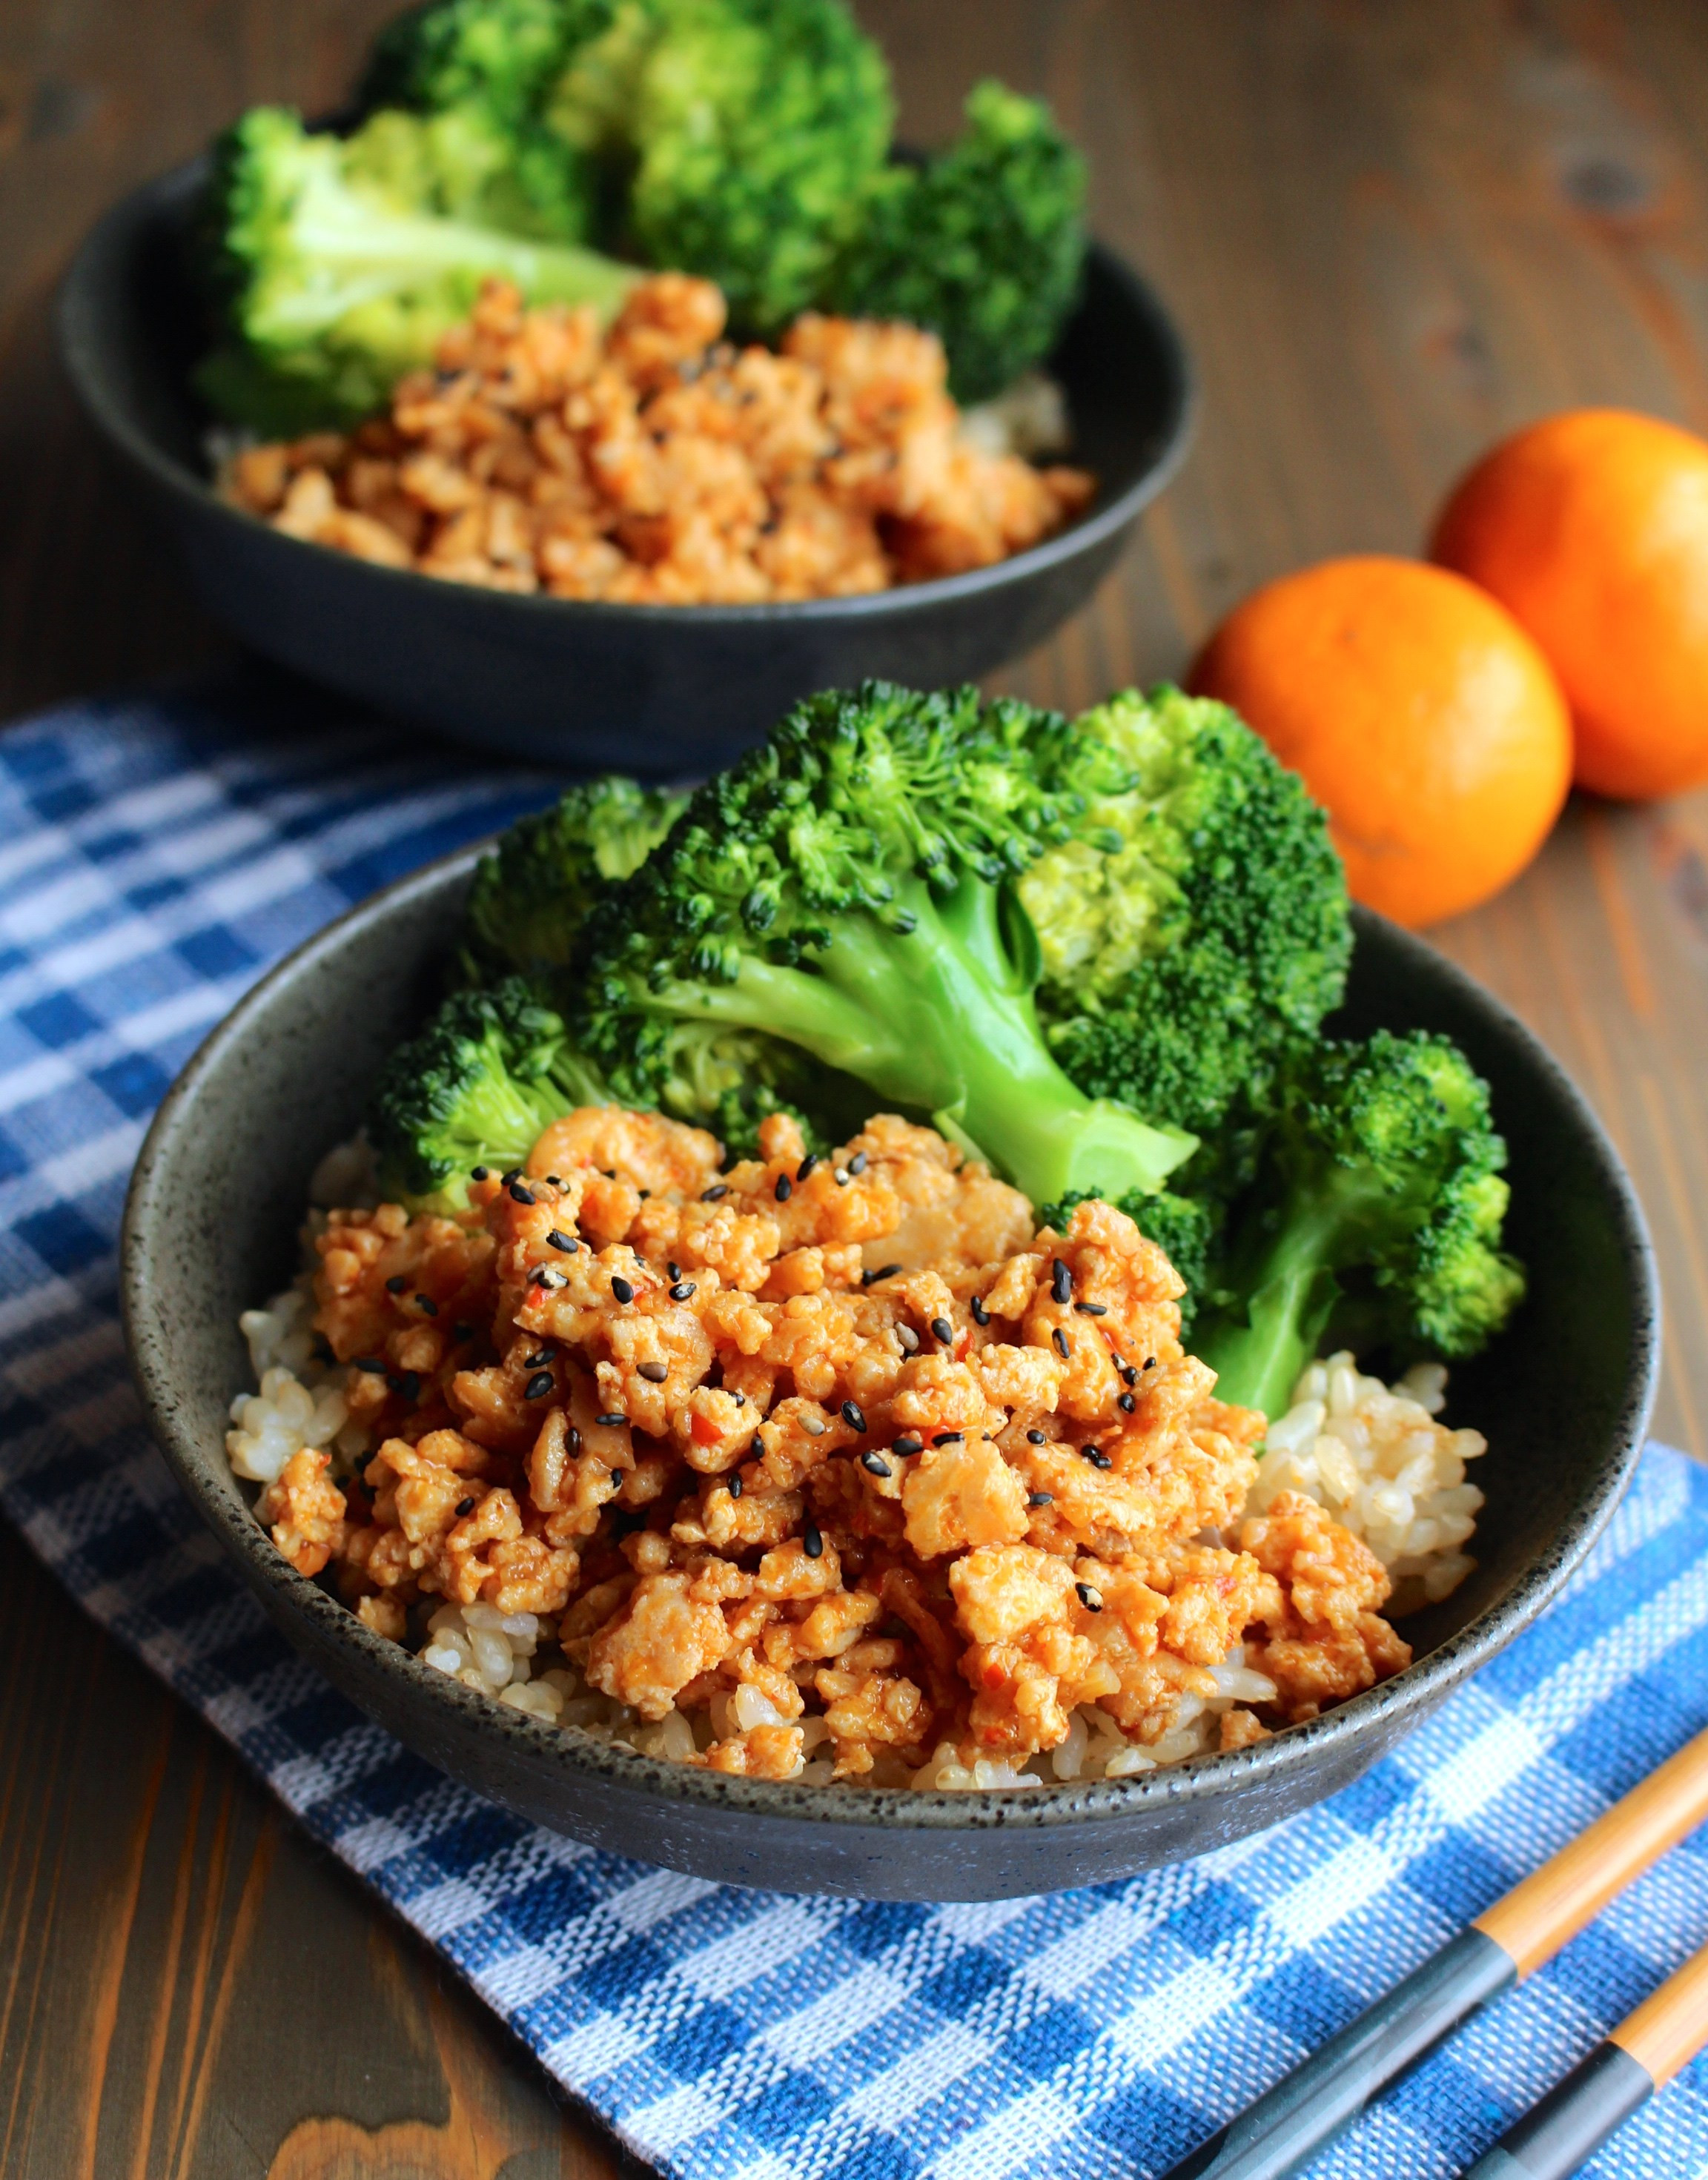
[1189, 410, 1708, 927]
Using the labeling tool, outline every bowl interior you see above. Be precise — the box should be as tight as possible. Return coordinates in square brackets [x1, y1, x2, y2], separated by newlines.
[62, 156, 1188, 545]
[121, 855, 1657, 1884]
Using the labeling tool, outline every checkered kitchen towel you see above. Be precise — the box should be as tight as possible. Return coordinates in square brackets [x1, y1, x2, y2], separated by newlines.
[3, 680, 1708, 2180]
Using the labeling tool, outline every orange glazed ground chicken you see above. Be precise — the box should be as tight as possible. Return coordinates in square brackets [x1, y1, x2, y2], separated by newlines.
[230, 1108, 1412, 1790]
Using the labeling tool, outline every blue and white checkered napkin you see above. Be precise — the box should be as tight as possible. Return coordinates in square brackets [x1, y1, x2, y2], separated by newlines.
[4, 683, 1708, 2180]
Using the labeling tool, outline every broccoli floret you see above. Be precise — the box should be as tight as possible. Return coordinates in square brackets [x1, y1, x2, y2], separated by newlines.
[195, 105, 637, 431]
[358, 0, 616, 241]
[370, 978, 609, 1205]
[454, 772, 867, 1156]
[362, 0, 612, 128]
[577, 680, 1199, 1208]
[1195, 1030, 1526, 1419]
[830, 79, 1088, 404]
[565, 0, 894, 333]
[460, 774, 689, 988]
[1019, 686, 1352, 1158]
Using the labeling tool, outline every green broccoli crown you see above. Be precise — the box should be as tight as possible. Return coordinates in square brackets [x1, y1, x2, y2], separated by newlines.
[370, 975, 607, 1205]
[1288, 1030, 1526, 1354]
[196, 105, 637, 431]
[1198, 1029, 1526, 1417]
[587, 680, 1110, 987]
[831, 78, 1088, 404]
[578, 680, 1197, 1209]
[361, 0, 615, 130]
[460, 773, 689, 987]
[1020, 685, 1352, 1145]
[618, 0, 894, 331]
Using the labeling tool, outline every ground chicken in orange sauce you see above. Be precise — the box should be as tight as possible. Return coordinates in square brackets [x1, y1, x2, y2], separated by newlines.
[254, 1109, 1410, 1785]
[219, 275, 1096, 603]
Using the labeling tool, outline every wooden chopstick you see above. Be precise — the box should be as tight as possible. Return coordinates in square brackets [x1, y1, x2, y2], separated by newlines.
[1460, 1941, 1708, 2179]
[1162, 1728, 1708, 2180]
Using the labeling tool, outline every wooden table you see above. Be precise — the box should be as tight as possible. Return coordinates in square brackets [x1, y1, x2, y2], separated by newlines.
[4, 0, 1707, 2169]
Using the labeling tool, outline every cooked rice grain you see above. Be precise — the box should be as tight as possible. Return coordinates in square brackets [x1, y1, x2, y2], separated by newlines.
[1251, 1351, 1485, 1613]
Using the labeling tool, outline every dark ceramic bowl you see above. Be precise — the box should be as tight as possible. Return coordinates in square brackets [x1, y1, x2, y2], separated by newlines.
[121, 852, 1658, 1900]
[58, 156, 1192, 775]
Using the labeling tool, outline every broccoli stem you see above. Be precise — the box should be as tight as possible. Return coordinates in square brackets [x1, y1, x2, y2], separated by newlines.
[643, 872, 1196, 1205]
[1196, 1170, 1395, 1419]
[264, 181, 638, 334]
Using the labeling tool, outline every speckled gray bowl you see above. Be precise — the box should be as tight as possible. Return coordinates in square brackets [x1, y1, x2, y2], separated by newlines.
[119, 851, 1659, 1900]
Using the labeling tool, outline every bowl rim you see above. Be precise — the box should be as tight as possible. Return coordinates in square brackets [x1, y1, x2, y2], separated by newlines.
[56, 152, 1196, 630]
[120, 840, 1661, 1838]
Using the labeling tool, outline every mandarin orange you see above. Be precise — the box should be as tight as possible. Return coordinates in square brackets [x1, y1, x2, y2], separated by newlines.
[1188, 554, 1571, 927]
[1431, 408, 1708, 800]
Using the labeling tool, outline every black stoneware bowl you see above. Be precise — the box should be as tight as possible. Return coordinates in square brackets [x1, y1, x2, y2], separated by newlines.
[119, 849, 1660, 1901]
[58, 156, 1193, 775]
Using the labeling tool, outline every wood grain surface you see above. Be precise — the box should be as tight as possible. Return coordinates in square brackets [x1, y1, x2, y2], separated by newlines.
[4, 0, 1708, 2171]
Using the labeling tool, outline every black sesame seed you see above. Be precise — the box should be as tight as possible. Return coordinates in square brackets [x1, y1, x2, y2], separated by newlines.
[1144, 1356, 1158, 1370]
[417, 1294, 437, 1315]
[501, 1169, 521, 1186]
[668, 1261, 681, 1279]
[1076, 1582, 1103, 1612]
[1076, 1301, 1108, 1318]
[729, 1474, 743, 1497]
[861, 1451, 892, 1477]
[670, 1280, 697, 1301]
[471, 1165, 489, 1182]
[454, 1322, 474, 1342]
[611, 1276, 635, 1304]
[896, 1325, 920, 1354]
[775, 1173, 793, 1202]
[385, 1274, 407, 1293]
[1080, 1445, 1111, 1469]
[509, 1181, 536, 1205]
[930, 1316, 954, 1344]
[892, 1436, 923, 1457]
[841, 1399, 867, 1432]
[702, 1183, 729, 1201]
[1053, 1328, 1070, 1359]
[1118, 1392, 1136, 1413]
[863, 1262, 901, 1287]
[970, 1295, 990, 1326]
[596, 1412, 627, 1427]
[354, 1356, 385, 1374]
[1052, 1258, 1073, 1305]
[525, 1369, 554, 1399]
[456, 1497, 476, 1518]
[750, 1431, 766, 1455]
[525, 1349, 550, 1368]
[848, 1150, 868, 1175]
[546, 1230, 578, 1253]
[638, 1360, 669, 1383]
[1028, 1491, 1053, 1507]
[797, 1153, 819, 1181]
[803, 1525, 824, 1558]
[547, 1176, 563, 1187]
[1121, 1365, 1139, 1387]
[932, 1431, 963, 1446]
[1026, 1428, 1047, 1445]
[732, 1392, 746, 1406]
[566, 1426, 581, 1454]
